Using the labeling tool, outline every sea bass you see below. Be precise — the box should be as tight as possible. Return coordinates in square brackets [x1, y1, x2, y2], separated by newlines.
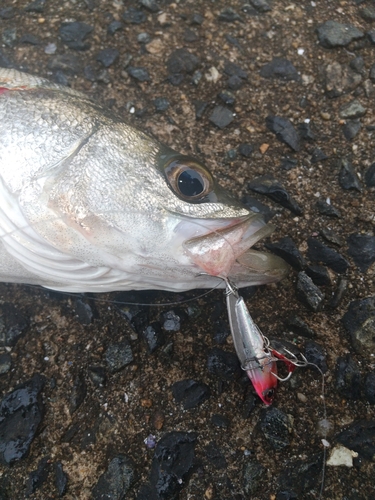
[0, 68, 288, 293]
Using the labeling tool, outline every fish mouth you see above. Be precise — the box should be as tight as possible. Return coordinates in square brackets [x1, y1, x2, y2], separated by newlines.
[183, 214, 290, 286]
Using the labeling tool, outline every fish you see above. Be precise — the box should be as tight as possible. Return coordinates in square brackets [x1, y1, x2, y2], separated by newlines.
[0, 68, 289, 293]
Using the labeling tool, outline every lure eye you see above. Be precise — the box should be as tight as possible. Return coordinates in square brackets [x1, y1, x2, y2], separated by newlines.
[263, 388, 275, 404]
[164, 158, 213, 202]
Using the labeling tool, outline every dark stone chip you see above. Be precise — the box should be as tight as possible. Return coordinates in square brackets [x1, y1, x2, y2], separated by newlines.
[0, 303, 29, 347]
[347, 234, 375, 272]
[364, 373, 375, 405]
[280, 157, 298, 170]
[317, 20, 364, 48]
[320, 228, 344, 247]
[296, 272, 325, 312]
[92, 455, 136, 499]
[191, 13, 204, 25]
[55, 462, 68, 497]
[338, 158, 362, 191]
[143, 431, 197, 498]
[248, 0, 272, 13]
[211, 413, 229, 428]
[265, 237, 306, 271]
[59, 21, 93, 51]
[140, 0, 160, 13]
[161, 310, 184, 332]
[260, 58, 300, 81]
[24, 0, 46, 13]
[96, 47, 119, 67]
[0, 7, 16, 19]
[247, 175, 303, 215]
[205, 441, 227, 469]
[52, 70, 70, 86]
[298, 122, 317, 141]
[2, 28, 16, 48]
[69, 373, 87, 414]
[342, 296, 375, 355]
[368, 29, 375, 45]
[265, 115, 300, 151]
[209, 106, 234, 128]
[19, 34, 40, 45]
[224, 61, 247, 79]
[285, 315, 317, 338]
[116, 301, 150, 334]
[107, 21, 123, 35]
[167, 48, 199, 75]
[25, 456, 50, 496]
[336, 420, 375, 460]
[311, 148, 328, 163]
[0, 50, 13, 68]
[193, 100, 208, 119]
[218, 7, 242, 22]
[142, 322, 165, 353]
[343, 119, 361, 140]
[218, 90, 235, 106]
[243, 460, 265, 495]
[0, 353, 12, 375]
[74, 298, 95, 324]
[227, 74, 244, 90]
[364, 163, 375, 186]
[238, 143, 254, 157]
[304, 340, 327, 373]
[127, 66, 150, 82]
[330, 277, 348, 308]
[105, 340, 134, 373]
[277, 454, 323, 497]
[0, 374, 45, 465]
[207, 347, 241, 379]
[48, 54, 81, 74]
[123, 7, 146, 24]
[260, 407, 291, 450]
[88, 365, 106, 387]
[336, 355, 361, 400]
[307, 238, 349, 273]
[305, 265, 331, 287]
[241, 194, 275, 222]
[183, 29, 199, 42]
[153, 97, 169, 112]
[350, 55, 365, 73]
[360, 5, 375, 22]
[315, 199, 341, 217]
[172, 379, 210, 409]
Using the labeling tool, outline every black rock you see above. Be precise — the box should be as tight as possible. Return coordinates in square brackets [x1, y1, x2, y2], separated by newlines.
[0, 50, 13, 68]
[145, 431, 197, 498]
[330, 277, 348, 308]
[311, 148, 328, 163]
[96, 48, 119, 67]
[336, 355, 361, 400]
[211, 413, 230, 428]
[0, 303, 29, 347]
[315, 199, 341, 217]
[364, 163, 375, 187]
[168, 74, 185, 86]
[360, 5, 375, 22]
[0, 7, 16, 19]
[342, 296, 375, 355]
[339, 99, 366, 119]
[191, 13, 204, 25]
[161, 310, 183, 332]
[307, 238, 349, 273]
[59, 22, 93, 51]
[339, 159, 362, 191]
[172, 379, 210, 409]
[153, 97, 169, 112]
[69, 373, 87, 414]
[2, 28, 16, 47]
[343, 119, 361, 140]
[140, 0, 160, 13]
[92, 455, 136, 499]
[193, 100, 208, 119]
[74, 298, 95, 325]
[265, 237, 305, 271]
[218, 90, 235, 106]
[248, 0, 271, 13]
[88, 365, 106, 387]
[266, 115, 300, 151]
[279, 157, 297, 170]
[241, 194, 275, 222]
[205, 441, 227, 469]
[212, 318, 230, 344]
[364, 372, 375, 405]
[320, 228, 344, 247]
[218, 7, 242, 22]
[305, 265, 331, 287]
[260, 58, 300, 81]
[317, 20, 364, 48]
[347, 234, 375, 272]
[277, 454, 323, 497]
[167, 48, 199, 75]
[227, 74, 244, 90]
[52, 70, 70, 86]
[127, 66, 150, 82]
[336, 420, 375, 461]
[25, 456, 50, 496]
[107, 21, 123, 36]
[123, 7, 146, 24]
[24, 0, 46, 13]
[350, 55, 365, 73]
[298, 121, 317, 141]
[243, 460, 265, 495]
[260, 407, 291, 450]
[224, 61, 247, 79]
[248, 175, 303, 215]
[209, 106, 234, 129]
[117, 301, 150, 335]
[0, 352, 11, 375]
[55, 461, 68, 497]
[238, 143, 253, 158]
[207, 347, 241, 379]
[105, 340, 134, 373]
[0, 374, 45, 465]
[304, 340, 327, 373]
[285, 315, 317, 339]
[142, 322, 165, 353]
[296, 272, 325, 312]
[20, 34, 40, 45]
[48, 54, 81, 74]
[369, 29, 375, 45]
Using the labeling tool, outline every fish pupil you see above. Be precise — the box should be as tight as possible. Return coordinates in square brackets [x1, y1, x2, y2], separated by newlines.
[178, 169, 205, 197]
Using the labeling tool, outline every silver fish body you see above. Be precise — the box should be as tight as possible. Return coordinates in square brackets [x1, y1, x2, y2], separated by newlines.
[0, 68, 288, 292]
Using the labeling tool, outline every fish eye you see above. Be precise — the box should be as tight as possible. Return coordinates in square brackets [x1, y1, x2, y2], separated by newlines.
[164, 157, 213, 202]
